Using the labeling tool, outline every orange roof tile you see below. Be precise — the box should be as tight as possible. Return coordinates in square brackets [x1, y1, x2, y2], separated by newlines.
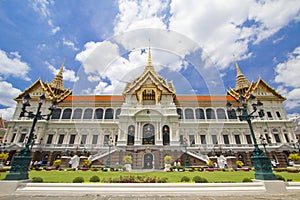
[65, 95, 124, 101]
[175, 96, 235, 101]
[64, 95, 234, 102]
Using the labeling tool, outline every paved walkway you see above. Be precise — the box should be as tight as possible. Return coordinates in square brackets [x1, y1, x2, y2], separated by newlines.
[0, 181, 300, 200]
[0, 193, 300, 200]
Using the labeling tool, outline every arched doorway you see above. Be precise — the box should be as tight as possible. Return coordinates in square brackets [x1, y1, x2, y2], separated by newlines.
[162, 125, 170, 145]
[143, 124, 155, 145]
[143, 153, 154, 169]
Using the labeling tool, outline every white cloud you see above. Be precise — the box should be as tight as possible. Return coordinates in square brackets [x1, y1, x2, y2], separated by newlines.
[32, 0, 60, 35]
[51, 26, 61, 34]
[0, 107, 16, 120]
[75, 0, 300, 95]
[46, 62, 79, 82]
[275, 46, 300, 87]
[169, 0, 300, 69]
[0, 81, 21, 107]
[275, 46, 300, 110]
[62, 37, 79, 51]
[0, 50, 31, 81]
[114, 0, 169, 34]
[32, 0, 53, 18]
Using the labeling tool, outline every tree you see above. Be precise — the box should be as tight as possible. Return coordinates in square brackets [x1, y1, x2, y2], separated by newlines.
[0, 152, 9, 161]
[53, 159, 61, 169]
[82, 159, 92, 168]
[288, 153, 300, 161]
[164, 155, 172, 164]
[123, 155, 132, 164]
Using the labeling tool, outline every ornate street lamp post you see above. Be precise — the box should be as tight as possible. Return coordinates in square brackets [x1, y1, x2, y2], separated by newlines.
[5, 94, 57, 180]
[106, 137, 113, 168]
[226, 95, 276, 180]
[259, 135, 268, 153]
[183, 137, 190, 168]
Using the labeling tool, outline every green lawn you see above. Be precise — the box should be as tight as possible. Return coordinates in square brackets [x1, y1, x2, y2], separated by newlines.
[1, 170, 300, 183]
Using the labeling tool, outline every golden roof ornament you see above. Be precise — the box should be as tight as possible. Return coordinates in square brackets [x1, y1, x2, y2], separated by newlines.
[235, 62, 250, 92]
[50, 62, 65, 91]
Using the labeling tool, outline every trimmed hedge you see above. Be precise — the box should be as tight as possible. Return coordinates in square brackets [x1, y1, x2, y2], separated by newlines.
[192, 176, 208, 183]
[89, 175, 100, 182]
[72, 176, 84, 183]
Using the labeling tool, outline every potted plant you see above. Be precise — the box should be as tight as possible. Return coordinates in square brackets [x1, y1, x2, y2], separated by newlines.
[163, 155, 172, 171]
[82, 159, 92, 170]
[236, 160, 244, 168]
[123, 155, 132, 172]
[0, 152, 8, 169]
[53, 159, 61, 169]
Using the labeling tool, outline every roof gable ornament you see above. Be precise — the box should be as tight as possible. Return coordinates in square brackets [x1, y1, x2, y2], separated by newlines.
[123, 43, 176, 104]
[14, 62, 72, 103]
[227, 63, 285, 101]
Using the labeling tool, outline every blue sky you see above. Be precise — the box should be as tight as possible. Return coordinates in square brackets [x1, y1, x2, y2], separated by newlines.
[0, 0, 300, 120]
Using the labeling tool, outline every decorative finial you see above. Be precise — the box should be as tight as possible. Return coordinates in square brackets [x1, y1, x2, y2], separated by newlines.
[148, 39, 152, 66]
[235, 62, 242, 76]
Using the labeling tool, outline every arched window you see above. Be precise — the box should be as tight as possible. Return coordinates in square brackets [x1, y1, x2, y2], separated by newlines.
[185, 108, 194, 119]
[177, 108, 183, 119]
[206, 108, 216, 119]
[62, 108, 72, 119]
[72, 108, 82, 119]
[195, 108, 205, 119]
[162, 125, 170, 145]
[83, 108, 93, 119]
[127, 125, 135, 145]
[104, 108, 114, 119]
[115, 108, 121, 119]
[143, 124, 155, 145]
[94, 108, 103, 119]
[217, 108, 227, 119]
[51, 108, 61, 119]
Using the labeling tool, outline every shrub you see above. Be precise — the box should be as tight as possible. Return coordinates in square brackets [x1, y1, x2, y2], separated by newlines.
[275, 174, 285, 181]
[123, 155, 132, 164]
[206, 160, 214, 168]
[177, 166, 185, 171]
[90, 167, 99, 171]
[287, 167, 299, 173]
[0, 152, 9, 161]
[193, 176, 208, 183]
[236, 161, 244, 168]
[180, 176, 190, 182]
[32, 177, 43, 183]
[273, 168, 286, 172]
[157, 177, 168, 183]
[288, 153, 300, 161]
[82, 159, 92, 168]
[53, 159, 61, 168]
[89, 175, 100, 182]
[73, 176, 84, 183]
[242, 178, 252, 182]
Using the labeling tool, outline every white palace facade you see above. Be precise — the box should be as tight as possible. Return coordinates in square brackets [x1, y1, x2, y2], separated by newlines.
[3, 52, 297, 169]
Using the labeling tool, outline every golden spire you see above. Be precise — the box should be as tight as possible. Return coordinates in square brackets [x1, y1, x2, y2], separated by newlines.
[235, 62, 250, 92]
[50, 61, 65, 91]
[236, 62, 242, 76]
[147, 40, 152, 66]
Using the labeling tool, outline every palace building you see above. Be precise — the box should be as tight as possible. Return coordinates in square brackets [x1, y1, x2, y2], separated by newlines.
[3, 50, 297, 169]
